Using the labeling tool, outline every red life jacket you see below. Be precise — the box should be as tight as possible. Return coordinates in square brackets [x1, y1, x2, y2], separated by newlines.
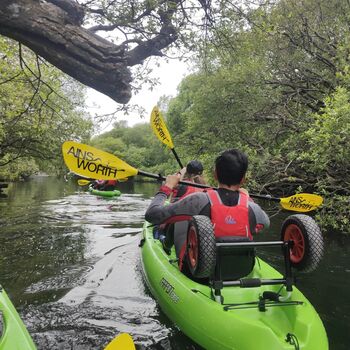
[207, 190, 252, 240]
[171, 184, 204, 202]
[179, 185, 203, 199]
[106, 180, 117, 186]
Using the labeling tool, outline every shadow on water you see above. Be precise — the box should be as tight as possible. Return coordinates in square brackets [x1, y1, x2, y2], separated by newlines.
[0, 177, 348, 349]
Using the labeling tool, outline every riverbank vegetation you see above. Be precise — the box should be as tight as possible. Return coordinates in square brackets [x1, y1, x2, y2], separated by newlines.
[0, 37, 93, 180]
[0, 0, 349, 233]
[92, 0, 350, 233]
[163, 0, 350, 232]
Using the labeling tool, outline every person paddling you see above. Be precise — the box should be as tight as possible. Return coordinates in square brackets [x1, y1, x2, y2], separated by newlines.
[93, 179, 118, 191]
[157, 160, 206, 255]
[171, 160, 206, 202]
[145, 149, 269, 273]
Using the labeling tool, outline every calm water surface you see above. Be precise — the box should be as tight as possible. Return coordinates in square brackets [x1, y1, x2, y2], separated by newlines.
[0, 177, 349, 349]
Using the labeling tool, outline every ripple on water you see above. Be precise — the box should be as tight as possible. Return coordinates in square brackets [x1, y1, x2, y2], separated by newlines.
[21, 298, 172, 350]
[3, 181, 203, 349]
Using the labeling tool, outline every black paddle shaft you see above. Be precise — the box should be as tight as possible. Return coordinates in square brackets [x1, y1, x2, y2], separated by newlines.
[138, 170, 206, 188]
[171, 148, 183, 168]
[137, 170, 279, 202]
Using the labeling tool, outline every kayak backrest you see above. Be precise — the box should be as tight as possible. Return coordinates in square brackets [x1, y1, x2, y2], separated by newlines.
[214, 237, 255, 281]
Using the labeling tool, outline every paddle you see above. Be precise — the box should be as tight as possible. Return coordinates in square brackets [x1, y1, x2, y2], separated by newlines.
[62, 140, 138, 180]
[148, 116, 324, 212]
[62, 141, 323, 212]
[78, 179, 93, 186]
[150, 106, 183, 168]
[103, 333, 135, 350]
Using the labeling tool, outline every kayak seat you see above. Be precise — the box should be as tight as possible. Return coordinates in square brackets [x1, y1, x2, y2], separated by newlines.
[214, 237, 255, 281]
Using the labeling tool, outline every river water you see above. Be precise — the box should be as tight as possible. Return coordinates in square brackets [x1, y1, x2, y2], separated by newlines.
[0, 177, 349, 349]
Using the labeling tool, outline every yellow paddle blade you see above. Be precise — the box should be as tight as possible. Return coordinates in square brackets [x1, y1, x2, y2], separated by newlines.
[104, 333, 135, 350]
[150, 106, 174, 149]
[280, 193, 323, 212]
[77, 179, 91, 186]
[62, 141, 138, 180]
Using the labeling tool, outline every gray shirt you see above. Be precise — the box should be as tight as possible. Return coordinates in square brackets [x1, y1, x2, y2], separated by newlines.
[145, 188, 270, 234]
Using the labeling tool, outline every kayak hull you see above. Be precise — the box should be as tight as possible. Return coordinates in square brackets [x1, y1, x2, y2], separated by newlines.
[88, 185, 121, 198]
[0, 287, 36, 350]
[140, 222, 328, 350]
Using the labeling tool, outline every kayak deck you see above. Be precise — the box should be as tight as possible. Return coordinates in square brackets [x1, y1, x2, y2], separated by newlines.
[88, 185, 121, 197]
[140, 221, 328, 350]
[0, 287, 36, 350]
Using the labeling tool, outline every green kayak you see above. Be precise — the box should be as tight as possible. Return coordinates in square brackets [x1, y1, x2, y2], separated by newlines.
[140, 214, 328, 350]
[88, 185, 121, 198]
[0, 286, 36, 350]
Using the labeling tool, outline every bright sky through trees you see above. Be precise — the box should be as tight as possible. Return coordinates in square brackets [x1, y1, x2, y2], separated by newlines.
[87, 58, 189, 132]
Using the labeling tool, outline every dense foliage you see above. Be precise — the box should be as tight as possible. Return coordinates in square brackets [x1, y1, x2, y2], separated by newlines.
[93, 0, 350, 233]
[165, 0, 350, 233]
[0, 37, 93, 180]
[0, 0, 348, 233]
[91, 121, 179, 176]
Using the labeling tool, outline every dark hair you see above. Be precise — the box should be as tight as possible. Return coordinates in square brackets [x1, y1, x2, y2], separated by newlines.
[215, 149, 248, 186]
[186, 160, 203, 175]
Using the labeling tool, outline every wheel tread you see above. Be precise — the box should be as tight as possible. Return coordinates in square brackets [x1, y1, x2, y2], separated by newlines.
[281, 214, 324, 272]
[188, 215, 216, 278]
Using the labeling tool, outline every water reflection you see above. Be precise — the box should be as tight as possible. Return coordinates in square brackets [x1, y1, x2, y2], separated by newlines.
[0, 177, 348, 349]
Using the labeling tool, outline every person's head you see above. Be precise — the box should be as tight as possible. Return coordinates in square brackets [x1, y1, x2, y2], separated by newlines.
[184, 160, 205, 184]
[186, 160, 203, 176]
[214, 149, 248, 186]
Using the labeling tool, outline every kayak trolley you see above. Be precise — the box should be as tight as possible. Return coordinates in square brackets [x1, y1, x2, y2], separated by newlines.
[186, 214, 324, 305]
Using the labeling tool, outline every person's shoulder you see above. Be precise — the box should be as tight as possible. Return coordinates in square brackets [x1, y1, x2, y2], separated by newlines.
[248, 201, 270, 225]
[248, 200, 264, 211]
[181, 191, 209, 201]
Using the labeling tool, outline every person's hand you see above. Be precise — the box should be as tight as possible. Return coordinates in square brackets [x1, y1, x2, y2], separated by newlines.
[165, 168, 186, 189]
[193, 174, 206, 185]
[239, 187, 249, 195]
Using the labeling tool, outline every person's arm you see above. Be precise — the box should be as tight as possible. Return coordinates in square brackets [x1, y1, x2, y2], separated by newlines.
[193, 174, 206, 185]
[145, 190, 210, 225]
[239, 187, 249, 195]
[248, 202, 270, 234]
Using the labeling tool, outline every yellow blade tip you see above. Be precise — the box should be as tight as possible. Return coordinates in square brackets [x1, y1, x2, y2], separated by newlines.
[104, 333, 135, 350]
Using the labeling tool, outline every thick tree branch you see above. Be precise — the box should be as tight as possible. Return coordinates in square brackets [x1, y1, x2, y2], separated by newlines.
[0, 0, 132, 103]
[0, 0, 182, 104]
[126, 25, 178, 65]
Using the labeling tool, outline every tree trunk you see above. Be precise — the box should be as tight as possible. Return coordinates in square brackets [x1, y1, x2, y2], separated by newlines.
[0, 0, 133, 103]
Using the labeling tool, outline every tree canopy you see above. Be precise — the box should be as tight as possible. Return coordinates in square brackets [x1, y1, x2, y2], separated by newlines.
[0, 37, 92, 179]
[1, 0, 349, 233]
[163, 0, 350, 232]
[91, 0, 350, 233]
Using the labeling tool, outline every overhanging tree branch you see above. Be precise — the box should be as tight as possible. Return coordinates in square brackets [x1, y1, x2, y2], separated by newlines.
[0, 0, 132, 103]
[0, 0, 184, 104]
